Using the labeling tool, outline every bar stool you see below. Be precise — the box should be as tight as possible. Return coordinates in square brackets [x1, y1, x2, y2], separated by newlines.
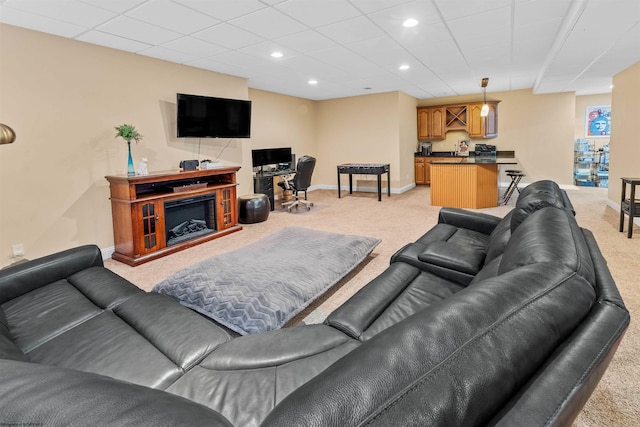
[503, 170, 525, 205]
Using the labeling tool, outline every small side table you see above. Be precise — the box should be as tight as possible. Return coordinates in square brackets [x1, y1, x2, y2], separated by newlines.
[619, 177, 640, 238]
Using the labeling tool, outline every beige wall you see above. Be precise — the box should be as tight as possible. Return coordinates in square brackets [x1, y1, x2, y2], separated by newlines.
[247, 88, 317, 194]
[316, 92, 405, 191]
[609, 61, 640, 204]
[398, 92, 419, 189]
[0, 24, 253, 265]
[419, 89, 576, 185]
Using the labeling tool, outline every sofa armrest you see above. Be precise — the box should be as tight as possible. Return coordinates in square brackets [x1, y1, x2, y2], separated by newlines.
[489, 301, 629, 427]
[438, 208, 502, 235]
[324, 262, 421, 339]
[0, 359, 234, 427]
[418, 241, 485, 276]
[0, 245, 103, 304]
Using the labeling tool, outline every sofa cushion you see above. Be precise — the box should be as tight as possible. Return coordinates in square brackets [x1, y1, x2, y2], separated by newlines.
[484, 210, 513, 264]
[0, 245, 103, 304]
[115, 293, 233, 371]
[0, 359, 234, 427]
[0, 309, 26, 361]
[167, 324, 359, 427]
[390, 243, 477, 285]
[510, 191, 568, 232]
[2, 265, 233, 390]
[499, 207, 596, 288]
[2, 279, 104, 353]
[415, 223, 490, 251]
[25, 310, 185, 389]
[418, 241, 486, 275]
[325, 262, 465, 340]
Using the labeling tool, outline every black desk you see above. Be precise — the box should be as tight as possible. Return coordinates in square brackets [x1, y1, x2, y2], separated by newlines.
[620, 177, 640, 238]
[254, 170, 292, 211]
[337, 163, 390, 201]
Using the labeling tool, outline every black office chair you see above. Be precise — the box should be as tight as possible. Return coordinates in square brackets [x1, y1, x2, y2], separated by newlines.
[278, 156, 316, 211]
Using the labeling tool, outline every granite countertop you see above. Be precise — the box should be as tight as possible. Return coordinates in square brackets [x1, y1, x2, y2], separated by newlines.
[430, 157, 518, 165]
[415, 150, 515, 158]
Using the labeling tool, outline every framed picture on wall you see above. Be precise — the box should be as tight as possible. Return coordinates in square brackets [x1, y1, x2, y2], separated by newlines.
[586, 105, 611, 137]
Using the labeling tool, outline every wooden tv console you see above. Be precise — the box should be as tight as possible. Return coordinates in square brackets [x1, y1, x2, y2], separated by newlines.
[105, 167, 242, 266]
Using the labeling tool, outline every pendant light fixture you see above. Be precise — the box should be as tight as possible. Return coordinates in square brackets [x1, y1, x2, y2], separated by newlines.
[480, 77, 489, 117]
[0, 123, 16, 145]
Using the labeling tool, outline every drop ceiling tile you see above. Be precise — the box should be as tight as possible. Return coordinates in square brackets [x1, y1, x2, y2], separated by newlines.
[274, 30, 336, 54]
[238, 41, 300, 61]
[138, 45, 200, 64]
[279, 55, 351, 80]
[162, 36, 228, 57]
[368, 0, 443, 36]
[192, 23, 264, 49]
[275, 0, 361, 28]
[209, 50, 287, 78]
[79, 0, 146, 14]
[318, 16, 386, 45]
[346, 36, 409, 68]
[310, 46, 390, 78]
[3, 0, 116, 27]
[229, 7, 307, 39]
[188, 57, 253, 79]
[435, 0, 512, 21]
[97, 15, 182, 44]
[77, 30, 152, 52]
[125, 1, 220, 34]
[0, 6, 87, 37]
[172, 0, 267, 21]
[349, 0, 416, 15]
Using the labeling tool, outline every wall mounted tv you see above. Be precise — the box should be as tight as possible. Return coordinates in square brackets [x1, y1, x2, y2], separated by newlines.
[177, 93, 251, 138]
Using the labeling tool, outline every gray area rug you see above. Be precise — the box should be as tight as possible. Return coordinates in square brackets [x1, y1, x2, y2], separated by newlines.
[152, 227, 381, 335]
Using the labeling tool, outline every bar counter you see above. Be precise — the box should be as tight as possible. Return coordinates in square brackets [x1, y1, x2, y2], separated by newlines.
[430, 154, 517, 209]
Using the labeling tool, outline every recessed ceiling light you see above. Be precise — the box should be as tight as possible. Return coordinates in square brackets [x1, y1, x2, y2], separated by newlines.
[308, 79, 318, 85]
[270, 51, 283, 58]
[402, 18, 418, 28]
[399, 64, 410, 70]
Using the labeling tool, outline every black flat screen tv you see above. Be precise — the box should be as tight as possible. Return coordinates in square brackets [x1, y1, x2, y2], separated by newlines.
[177, 93, 251, 138]
[252, 147, 292, 168]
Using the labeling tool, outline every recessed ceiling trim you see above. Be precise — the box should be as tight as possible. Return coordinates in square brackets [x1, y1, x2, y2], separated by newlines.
[532, 0, 588, 94]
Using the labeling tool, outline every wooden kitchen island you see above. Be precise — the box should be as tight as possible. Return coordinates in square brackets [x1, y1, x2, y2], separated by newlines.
[430, 156, 517, 209]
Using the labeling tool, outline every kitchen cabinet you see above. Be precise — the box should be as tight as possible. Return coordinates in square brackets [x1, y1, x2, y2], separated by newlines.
[417, 107, 445, 141]
[468, 102, 498, 138]
[418, 101, 499, 140]
[415, 157, 426, 184]
[415, 157, 452, 185]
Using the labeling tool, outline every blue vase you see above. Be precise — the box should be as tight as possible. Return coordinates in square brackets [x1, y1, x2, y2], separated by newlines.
[127, 140, 135, 176]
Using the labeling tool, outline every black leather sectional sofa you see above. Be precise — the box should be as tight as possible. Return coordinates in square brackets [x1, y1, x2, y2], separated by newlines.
[0, 181, 629, 426]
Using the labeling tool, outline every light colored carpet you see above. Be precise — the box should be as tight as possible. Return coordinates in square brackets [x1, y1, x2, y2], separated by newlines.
[104, 185, 639, 425]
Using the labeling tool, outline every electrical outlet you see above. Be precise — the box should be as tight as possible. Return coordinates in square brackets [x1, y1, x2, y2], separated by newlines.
[11, 243, 24, 258]
[274, 194, 279, 201]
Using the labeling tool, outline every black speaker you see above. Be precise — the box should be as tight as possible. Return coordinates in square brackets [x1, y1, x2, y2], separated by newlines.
[179, 159, 199, 171]
[290, 153, 296, 171]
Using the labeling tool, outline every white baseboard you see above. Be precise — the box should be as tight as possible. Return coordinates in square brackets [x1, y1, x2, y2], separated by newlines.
[606, 199, 640, 227]
[101, 246, 115, 260]
[311, 183, 414, 195]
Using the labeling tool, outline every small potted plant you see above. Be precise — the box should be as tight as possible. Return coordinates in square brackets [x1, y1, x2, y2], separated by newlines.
[114, 124, 143, 176]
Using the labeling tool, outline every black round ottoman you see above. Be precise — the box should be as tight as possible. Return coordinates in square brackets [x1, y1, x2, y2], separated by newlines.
[238, 193, 270, 224]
